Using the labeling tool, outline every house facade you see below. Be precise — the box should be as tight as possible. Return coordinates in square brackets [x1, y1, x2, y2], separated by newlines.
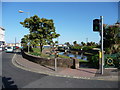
[0, 27, 5, 47]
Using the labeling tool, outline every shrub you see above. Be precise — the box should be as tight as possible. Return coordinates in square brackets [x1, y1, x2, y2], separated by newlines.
[29, 52, 41, 56]
[70, 46, 82, 51]
[88, 54, 99, 68]
[23, 46, 33, 52]
[104, 48, 111, 54]
[82, 46, 94, 51]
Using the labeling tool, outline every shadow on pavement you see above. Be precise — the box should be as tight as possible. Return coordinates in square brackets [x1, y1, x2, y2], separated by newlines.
[2, 76, 18, 89]
[41, 64, 55, 71]
[76, 68, 99, 74]
[95, 69, 119, 77]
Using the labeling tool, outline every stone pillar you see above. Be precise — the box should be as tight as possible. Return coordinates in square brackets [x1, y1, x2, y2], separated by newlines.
[71, 57, 79, 69]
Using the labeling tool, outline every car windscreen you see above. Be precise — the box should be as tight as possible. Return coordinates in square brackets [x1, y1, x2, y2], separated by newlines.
[7, 47, 12, 49]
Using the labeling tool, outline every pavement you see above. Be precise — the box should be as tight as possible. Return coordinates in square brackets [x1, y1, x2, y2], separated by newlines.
[12, 50, 119, 81]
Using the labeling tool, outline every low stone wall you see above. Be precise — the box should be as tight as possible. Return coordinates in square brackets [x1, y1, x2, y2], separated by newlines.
[21, 50, 79, 68]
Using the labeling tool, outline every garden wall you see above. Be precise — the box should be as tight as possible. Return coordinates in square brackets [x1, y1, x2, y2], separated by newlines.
[21, 50, 79, 68]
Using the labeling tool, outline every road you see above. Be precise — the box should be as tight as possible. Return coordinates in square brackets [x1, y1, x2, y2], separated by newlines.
[1, 50, 119, 88]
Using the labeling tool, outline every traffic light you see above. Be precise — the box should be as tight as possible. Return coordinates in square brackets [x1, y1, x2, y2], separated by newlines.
[93, 19, 100, 31]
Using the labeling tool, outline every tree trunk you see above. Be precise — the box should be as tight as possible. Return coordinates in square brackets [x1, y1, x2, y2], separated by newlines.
[40, 43, 43, 53]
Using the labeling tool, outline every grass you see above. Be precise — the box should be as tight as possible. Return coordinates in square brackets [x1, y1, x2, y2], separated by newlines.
[29, 52, 41, 56]
[84, 52, 93, 55]
[79, 59, 89, 62]
[58, 55, 70, 59]
[28, 48, 50, 58]
[32, 48, 41, 53]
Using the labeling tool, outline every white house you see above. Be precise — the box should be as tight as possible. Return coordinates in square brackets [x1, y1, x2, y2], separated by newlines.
[0, 27, 5, 47]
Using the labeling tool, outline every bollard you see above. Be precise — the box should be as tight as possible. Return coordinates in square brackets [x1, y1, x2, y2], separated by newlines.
[54, 51, 58, 71]
[71, 57, 79, 69]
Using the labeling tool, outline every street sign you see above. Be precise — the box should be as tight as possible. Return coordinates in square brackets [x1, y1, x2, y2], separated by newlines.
[107, 58, 113, 65]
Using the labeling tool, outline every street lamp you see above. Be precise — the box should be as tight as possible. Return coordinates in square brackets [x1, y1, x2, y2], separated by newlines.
[115, 21, 120, 26]
[18, 10, 30, 53]
[18, 10, 30, 17]
[18, 10, 24, 13]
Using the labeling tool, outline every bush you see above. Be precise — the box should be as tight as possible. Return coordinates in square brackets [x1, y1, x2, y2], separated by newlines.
[32, 48, 41, 53]
[29, 52, 41, 56]
[104, 48, 111, 54]
[82, 46, 95, 51]
[70, 46, 82, 51]
[23, 46, 33, 52]
[88, 54, 99, 68]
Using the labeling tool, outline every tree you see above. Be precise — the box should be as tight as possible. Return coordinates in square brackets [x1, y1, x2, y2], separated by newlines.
[73, 41, 79, 46]
[20, 15, 60, 52]
[21, 34, 29, 47]
[65, 42, 70, 46]
[101, 24, 120, 54]
[81, 42, 86, 46]
[55, 41, 58, 45]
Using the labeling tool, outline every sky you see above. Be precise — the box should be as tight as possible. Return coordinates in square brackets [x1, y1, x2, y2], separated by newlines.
[1, 2, 119, 44]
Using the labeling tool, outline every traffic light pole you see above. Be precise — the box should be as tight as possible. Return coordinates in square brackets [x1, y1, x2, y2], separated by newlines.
[100, 16, 104, 75]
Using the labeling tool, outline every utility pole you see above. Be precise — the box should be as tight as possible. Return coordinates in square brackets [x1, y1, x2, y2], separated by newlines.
[15, 37, 16, 46]
[19, 10, 30, 53]
[100, 16, 104, 75]
[93, 16, 104, 75]
[86, 38, 88, 44]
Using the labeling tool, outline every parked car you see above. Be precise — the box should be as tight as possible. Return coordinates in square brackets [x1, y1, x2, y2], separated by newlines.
[13, 46, 19, 50]
[16, 46, 19, 49]
[5, 47, 7, 50]
[0, 47, 2, 51]
[5, 46, 14, 53]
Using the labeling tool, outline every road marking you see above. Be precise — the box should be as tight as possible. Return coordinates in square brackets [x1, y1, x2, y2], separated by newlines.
[12, 52, 17, 61]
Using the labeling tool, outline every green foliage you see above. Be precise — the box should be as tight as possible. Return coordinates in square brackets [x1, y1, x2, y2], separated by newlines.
[58, 55, 70, 59]
[29, 52, 41, 56]
[70, 46, 82, 50]
[20, 15, 60, 52]
[82, 46, 96, 51]
[64, 42, 71, 47]
[88, 54, 99, 68]
[21, 35, 29, 47]
[104, 48, 111, 54]
[73, 41, 77, 45]
[102, 24, 120, 54]
[81, 42, 86, 46]
[32, 48, 41, 53]
[29, 48, 50, 58]
[79, 59, 88, 62]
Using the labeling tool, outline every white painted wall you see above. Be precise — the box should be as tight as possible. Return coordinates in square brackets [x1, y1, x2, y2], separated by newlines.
[0, 27, 5, 41]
